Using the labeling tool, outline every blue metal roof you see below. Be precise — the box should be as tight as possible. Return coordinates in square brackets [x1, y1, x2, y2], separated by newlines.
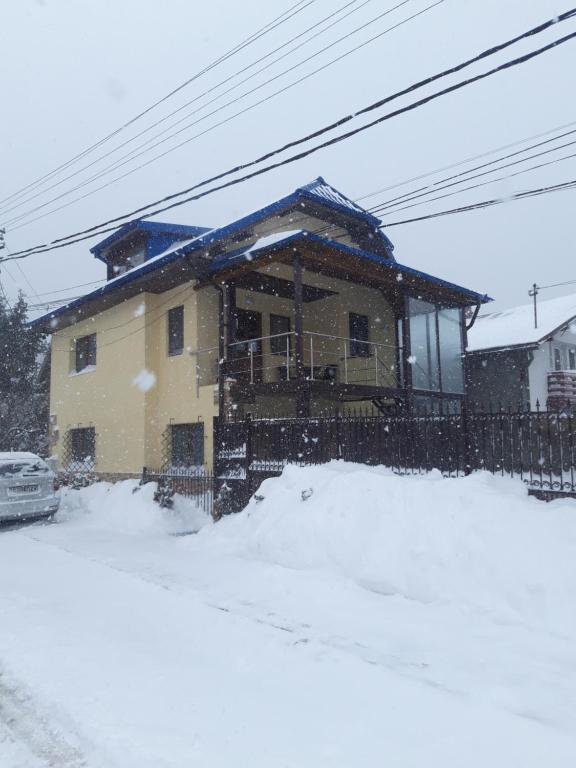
[207, 230, 491, 305]
[31, 178, 489, 330]
[90, 220, 210, 262]
[297, 177, 382, 227]
[176, 177, 393, 256]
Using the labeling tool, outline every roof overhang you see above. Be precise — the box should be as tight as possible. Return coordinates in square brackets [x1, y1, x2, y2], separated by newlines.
[32, 231, 489, 335]
[199, 232, 490, 308]
[30, 245, 206, 333]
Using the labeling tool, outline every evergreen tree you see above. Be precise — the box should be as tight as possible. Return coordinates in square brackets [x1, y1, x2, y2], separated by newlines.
[0, 292, 49, 453]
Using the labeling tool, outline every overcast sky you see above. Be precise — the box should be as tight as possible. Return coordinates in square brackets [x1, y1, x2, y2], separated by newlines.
[1, 0, 574, 315]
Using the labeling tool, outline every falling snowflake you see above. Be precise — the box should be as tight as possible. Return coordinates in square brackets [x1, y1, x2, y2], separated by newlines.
[133, 303, 145, 318]
[407, 355, 417, 365]
[132, 369, 157, 392]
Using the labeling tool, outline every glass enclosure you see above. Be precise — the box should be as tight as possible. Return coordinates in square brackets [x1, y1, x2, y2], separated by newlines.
[438, 308, 465, 393]
[409, 299, 440, 391]
[407, 298, 464, 394]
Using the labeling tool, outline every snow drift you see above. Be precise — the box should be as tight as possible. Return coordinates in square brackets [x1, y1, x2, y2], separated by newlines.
[194, 463, 576, 638]
[61, 478, 209, 535]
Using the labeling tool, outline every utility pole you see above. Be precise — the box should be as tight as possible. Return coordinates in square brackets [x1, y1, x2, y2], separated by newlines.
[528, 283, 539, 329]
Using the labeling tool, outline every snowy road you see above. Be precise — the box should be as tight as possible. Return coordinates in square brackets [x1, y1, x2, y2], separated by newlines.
[1, 470, 576, 767]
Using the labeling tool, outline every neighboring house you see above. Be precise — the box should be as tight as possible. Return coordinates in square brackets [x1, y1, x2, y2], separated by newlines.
[32, 177, 489, 476]
[466, 293, 576, 411]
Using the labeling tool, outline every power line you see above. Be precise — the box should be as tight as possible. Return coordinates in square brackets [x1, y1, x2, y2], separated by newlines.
[371, 125, 576, 211]
[28, 278, 107, 298]
[381, 177, 576, 226]
[2, 0, 445, 242]
[0, 0, 317, 211]
[3, 10, 575, 264]
[537, 278, 576, 290]
[355, 118, 576, 201]
[0, 0, 369, 222]
[374, 137, 576, 216]
[6, 0, 422, 231]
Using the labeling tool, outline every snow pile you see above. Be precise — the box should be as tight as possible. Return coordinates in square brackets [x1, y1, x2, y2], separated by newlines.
[61, 479, 209, 536]
[197, 463, 576, 637]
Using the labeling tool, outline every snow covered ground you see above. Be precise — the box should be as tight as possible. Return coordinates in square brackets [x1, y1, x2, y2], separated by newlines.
[1, 464, 576, 767]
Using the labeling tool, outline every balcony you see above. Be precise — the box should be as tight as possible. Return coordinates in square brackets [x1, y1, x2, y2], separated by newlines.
[225, 331, 396, 388]
[547, 370, 576, 410]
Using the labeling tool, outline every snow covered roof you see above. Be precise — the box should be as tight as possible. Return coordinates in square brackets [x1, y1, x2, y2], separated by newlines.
[467, 292, 576, 353]
[90, 220, 210, 263]
[297, 177, 376, 221]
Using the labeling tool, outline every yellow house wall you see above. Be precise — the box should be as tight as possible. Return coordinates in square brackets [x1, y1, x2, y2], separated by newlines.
[50, 285, 220, 475]
[50, 295, 148, 474]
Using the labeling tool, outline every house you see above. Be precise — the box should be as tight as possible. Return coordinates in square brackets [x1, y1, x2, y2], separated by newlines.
[32, 177, 489, 477]
[466, 293, 576, 411]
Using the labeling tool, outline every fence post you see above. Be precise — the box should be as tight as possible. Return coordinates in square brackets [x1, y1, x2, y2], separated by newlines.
[212, 416, 221, 478]
[245, 413, 253, 494]
[335, 408, 342, 459]
[462, 401, 472, 475]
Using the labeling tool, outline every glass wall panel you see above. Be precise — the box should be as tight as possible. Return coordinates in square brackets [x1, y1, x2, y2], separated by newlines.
[409, 298, 440, 391]
[438, 307, 464, 393]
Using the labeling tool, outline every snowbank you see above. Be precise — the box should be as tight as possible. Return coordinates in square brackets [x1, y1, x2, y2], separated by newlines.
[195, 463, 576, 637]
[60, 479, 209, 536]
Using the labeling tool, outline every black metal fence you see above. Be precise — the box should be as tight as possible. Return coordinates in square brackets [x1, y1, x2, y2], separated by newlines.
[143, 407, 576, 517]
[214, 406, 576, 505]
[141, 468, 214, 515]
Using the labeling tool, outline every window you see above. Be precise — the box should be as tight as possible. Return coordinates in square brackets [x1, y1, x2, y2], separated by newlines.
[69, 427, 96, 467]
[554, 348, 563, 371]
[270, 314, 291, 355]
[408, 299, 439, 391]
[407, 299, 465, 394]
[569, 349, 576, 370]
[349, 313, 370, 357]
[75, 333, 96, 372]
[168, 305, 184, 356]
[170, 423, 204, 467]
[438, 308, 464, 394]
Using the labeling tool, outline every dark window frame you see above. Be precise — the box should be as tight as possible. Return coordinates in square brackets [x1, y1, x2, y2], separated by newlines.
[168, 305, 184, 356]
[75, 333, 97, 372]
[170, 422, 204, 467]
[349, 312, 371, 358]
[270, 314, 291, 355]
[70, 427, 96, 463]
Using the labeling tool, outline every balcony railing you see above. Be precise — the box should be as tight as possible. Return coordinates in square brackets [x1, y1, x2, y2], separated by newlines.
[189, 331, 399, 395]
[225, 330, 397, 388]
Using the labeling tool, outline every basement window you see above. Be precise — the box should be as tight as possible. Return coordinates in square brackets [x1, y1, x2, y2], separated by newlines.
[67, 427, 96, 471]
[170, 423, 204, 467]
[75, 333, 96, 372]
[168, 306, 184, 356]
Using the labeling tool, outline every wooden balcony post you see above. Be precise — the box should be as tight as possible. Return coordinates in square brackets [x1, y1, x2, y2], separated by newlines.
[293, 252, 310, 417]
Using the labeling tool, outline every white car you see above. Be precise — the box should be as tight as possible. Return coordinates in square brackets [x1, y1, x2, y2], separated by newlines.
[0, 452, 60, 523]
